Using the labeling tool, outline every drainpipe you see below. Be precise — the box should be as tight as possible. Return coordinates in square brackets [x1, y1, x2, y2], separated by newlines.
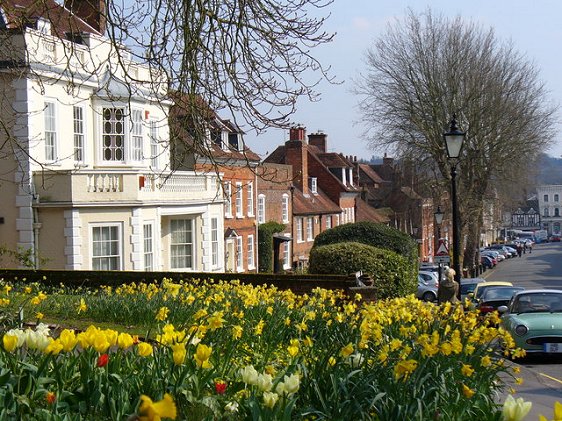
[32, 207, 42, 269]
[254, 170, 259, 273]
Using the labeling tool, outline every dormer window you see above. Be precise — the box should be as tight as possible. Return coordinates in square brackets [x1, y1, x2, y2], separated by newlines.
[310, 177, 318, 194]
[229, 132, 242, 152]
[36, 18, 51, 35]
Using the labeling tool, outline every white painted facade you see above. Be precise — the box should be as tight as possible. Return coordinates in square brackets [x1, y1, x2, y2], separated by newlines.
[0, 23, 225, 271]
[537, 185, 562, 235]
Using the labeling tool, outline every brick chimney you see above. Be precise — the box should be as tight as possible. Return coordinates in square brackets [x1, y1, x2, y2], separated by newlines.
[308, 131, 327, 153]
[383, 153, 394, 166]
[286, 126, 309, 195]
[64, 0, 107, 35]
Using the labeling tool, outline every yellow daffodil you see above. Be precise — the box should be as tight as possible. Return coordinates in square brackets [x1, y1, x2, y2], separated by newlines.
[35, 312, 44, 320]
[340, 343, 354, 358]
[138, 393, 177, 421]
[287, 339, 299, 357]
[231, 325, 243, 340]
[155, 307, 169, 322]
[394, 359, 418, 381]
[461, 384, 475, 398]
[77, 298, 87, 314]
[461, 364, 474, 377]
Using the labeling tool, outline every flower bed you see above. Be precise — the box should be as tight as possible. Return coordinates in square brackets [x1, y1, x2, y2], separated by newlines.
[0, 278, 522, 420]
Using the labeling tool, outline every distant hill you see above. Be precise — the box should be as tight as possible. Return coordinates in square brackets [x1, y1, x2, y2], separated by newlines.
[537, 154, 562, 185]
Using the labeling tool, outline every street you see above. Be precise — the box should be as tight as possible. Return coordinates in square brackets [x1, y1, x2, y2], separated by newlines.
[482, 241, 562, 419]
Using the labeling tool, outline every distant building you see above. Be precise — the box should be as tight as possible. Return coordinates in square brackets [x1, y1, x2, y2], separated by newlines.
[537, 186, 562, 234]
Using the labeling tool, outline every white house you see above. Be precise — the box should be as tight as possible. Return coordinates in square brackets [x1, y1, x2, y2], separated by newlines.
[0, 0, 225, 271]
[537, 185, 562, 235]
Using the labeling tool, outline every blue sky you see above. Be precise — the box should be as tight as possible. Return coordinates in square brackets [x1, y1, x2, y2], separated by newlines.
[245, 0, 562, 160]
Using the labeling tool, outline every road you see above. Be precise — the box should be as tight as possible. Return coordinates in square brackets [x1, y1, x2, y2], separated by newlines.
[482, 241, 562, 419]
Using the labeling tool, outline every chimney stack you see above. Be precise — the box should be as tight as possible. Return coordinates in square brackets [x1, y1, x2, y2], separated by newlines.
[289, 126, 306, 142]
[286, 126, 309, 195]
[308, 131, 327, 153]
[64, 0, 107, 35]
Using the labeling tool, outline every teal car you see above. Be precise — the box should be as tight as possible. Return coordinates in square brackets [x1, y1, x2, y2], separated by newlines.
[499, 290, 562, 354]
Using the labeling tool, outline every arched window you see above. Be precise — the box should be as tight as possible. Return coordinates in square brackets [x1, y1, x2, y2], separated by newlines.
[544, 208, 549, 217]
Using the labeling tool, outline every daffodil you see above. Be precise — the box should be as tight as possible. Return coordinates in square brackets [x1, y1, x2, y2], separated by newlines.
[77, 298, 87, 314]
[155, 306, 169, 322]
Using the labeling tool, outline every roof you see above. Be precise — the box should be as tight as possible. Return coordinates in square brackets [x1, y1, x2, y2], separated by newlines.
[170, 93, 261, 163]
[0, 0, 102, 36]
[316, 152, 352, 168]
[292, 188, 341, 216]
[355, 198, 389, 223]
[358, 163, 385, 184]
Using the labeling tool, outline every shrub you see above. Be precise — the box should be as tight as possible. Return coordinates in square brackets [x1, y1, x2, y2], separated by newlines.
[308, 242, 416, 299]
[312, 222, 419, 295]
[313, 221, 417, 261]
[257, 221, 286, 272]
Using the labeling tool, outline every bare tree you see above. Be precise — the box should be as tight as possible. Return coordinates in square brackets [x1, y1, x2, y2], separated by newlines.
[107, 0, 336, 140]
[355, 9, 558, 273]
[0, 0, 335, 176]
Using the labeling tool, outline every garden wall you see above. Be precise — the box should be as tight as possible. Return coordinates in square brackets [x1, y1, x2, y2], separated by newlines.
[0, 269, 361, 297]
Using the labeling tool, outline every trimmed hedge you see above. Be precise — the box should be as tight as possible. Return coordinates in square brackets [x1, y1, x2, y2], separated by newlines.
[308, 242, 416, 299]
[313, 221, 418, 262]
[257, 221, 286, 273]
[311, 222, 419, 297]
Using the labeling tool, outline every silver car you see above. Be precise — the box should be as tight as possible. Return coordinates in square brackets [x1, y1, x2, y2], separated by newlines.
[417, 272, 439, 302]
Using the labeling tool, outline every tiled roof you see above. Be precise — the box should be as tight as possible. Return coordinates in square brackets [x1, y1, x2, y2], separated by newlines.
[358, 163, 385, 184]
[317, 152, 352, 168]
[292, 188, 341, 215]
[1, 0, 102, 36]
[355, 199, 389, 223]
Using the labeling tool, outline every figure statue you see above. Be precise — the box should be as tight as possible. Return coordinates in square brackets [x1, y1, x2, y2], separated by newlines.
[438, 267, 459, 304]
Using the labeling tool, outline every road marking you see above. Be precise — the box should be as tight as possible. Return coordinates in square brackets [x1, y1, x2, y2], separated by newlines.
[540, 372, 562, 385]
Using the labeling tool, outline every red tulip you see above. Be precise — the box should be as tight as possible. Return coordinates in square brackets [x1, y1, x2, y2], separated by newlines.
[97, 353, 109, 367]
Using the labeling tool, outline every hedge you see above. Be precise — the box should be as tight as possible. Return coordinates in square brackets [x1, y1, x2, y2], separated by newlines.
[308, 242, 417, 299]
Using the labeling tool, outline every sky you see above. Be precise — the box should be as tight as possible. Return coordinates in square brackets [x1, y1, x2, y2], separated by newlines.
[244, 0, 562, 161]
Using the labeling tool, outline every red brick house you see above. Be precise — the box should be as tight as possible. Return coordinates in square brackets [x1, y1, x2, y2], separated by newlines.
[170, 99, 260, 273]
[264, 127, 387, 268]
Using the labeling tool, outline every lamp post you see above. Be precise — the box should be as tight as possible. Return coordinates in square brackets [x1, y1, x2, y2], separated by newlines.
[444, 114, 466, 300]
[434, 205, 444, 302]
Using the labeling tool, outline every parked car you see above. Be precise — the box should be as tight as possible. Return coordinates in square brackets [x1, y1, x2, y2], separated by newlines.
[419, 270, 439, 284]
[417, 274, 439, 302]
[481, 249, 504, 262]
[460, 278, 486, 301]
[477, 286, 525, 314]
[481, 255, 496, 269]
[486, 245, 514, 258]
[470, 281, 513, 303]
[550, 235, 561, 242]
[499, 290, 562, 354]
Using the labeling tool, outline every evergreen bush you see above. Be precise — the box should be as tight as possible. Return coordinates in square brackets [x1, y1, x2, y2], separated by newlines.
[308, 242, 416, 299]
[257, 221, 286, 272]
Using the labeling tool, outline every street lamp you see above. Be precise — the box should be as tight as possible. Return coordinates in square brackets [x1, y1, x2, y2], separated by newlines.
[434, 205, 444, 303]
[444, 114, 466, 300]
